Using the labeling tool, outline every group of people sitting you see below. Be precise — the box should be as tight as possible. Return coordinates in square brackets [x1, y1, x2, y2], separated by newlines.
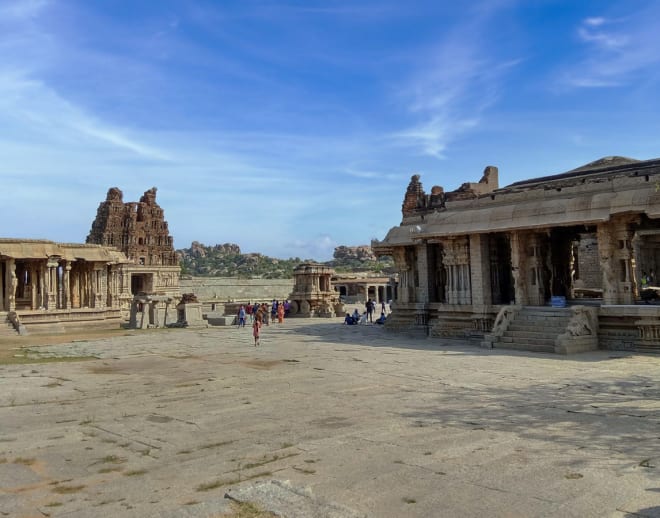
[344, 307, 387, 326]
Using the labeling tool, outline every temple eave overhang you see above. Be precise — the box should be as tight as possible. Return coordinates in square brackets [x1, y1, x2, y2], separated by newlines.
[379, 184, 660, 246]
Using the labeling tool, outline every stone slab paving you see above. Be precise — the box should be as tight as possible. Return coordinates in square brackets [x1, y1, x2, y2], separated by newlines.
[0, 318, 659, 517]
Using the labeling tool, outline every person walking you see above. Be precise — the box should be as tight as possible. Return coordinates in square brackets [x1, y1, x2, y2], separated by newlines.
[277, 301, 284, 323]
[252, 318, 262, 346]
[237, 305, 246, 328]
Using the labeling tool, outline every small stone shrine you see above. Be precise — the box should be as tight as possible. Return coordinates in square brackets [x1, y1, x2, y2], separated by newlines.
[287, 263, 341, 317]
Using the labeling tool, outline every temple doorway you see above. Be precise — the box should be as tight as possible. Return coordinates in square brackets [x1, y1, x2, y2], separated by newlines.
[489, 234, 513, 304]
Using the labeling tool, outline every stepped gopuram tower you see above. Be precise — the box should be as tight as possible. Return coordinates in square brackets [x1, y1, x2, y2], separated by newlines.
[87, 187, 180, 317]
[87, 187, 177, 266]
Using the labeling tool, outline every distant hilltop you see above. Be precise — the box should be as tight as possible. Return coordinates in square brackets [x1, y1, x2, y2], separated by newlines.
[176, 242, 393, 278]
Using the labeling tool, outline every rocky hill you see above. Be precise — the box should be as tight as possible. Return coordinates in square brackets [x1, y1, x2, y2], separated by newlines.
[177, 242, 304, 278]
[177, 242, 393, 277]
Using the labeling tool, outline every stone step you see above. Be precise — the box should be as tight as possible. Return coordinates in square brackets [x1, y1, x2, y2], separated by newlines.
[0, 321, 18, 336]
[508, 320, 568, 331]
[516, 313, 571, 322]
[499, 334, 557, 347]
[503, 330, 561, 342]
[495, 343, 555, 353]
[496, 340, 555, 353]
[516, 310, 572, 318]
[517, 306, 573, 312]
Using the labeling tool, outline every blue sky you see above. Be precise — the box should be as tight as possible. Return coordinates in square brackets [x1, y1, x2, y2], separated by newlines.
[2, 0, 660, 260]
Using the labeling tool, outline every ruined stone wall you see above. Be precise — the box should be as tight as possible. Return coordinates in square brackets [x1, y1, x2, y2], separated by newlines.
[180, 277, 294, 304]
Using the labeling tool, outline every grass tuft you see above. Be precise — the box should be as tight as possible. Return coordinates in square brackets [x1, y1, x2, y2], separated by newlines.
[124, 469, 148, 476]
[52, 484, 86, 494]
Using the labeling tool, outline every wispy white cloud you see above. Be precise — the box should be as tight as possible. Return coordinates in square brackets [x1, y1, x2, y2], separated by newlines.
[560, 8, 660, 88]
[0, 0, 49, 20]
[584, 17, 605, 27]
[285, 235, 338, 261]
[577, 19, 628, 50]
[389, 5, 520, 158]
[0, 71, 172, 160]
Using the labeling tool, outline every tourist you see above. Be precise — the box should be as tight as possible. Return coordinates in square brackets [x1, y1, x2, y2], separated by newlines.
[344, 313, 356, 325]
[352, 308, 360, 322]
[376, 311, 387, 325]
[271, 300, 278, 322]
[252, 318, 262, 346]
[359, 311, 368, 325]
[237, 305, 246, 328]
[262, 303, 270, 325]
[246, 302, 253, 323]
[284, 300, 291, 317]
[641, 271, 649, 289]
[277, 301, 284, 323]
[381, 301, 386, 314]
[366, 299, 374, 323]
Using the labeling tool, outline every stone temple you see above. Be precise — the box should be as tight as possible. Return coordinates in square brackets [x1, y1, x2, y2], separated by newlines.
[86, 186, 180, 303]
[373, 156, 660, 353]
[0, 187, 180, 335]
[86, 187, 181, 327]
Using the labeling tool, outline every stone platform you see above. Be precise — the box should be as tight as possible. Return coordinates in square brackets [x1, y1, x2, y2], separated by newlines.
[0, 319, 659, 517]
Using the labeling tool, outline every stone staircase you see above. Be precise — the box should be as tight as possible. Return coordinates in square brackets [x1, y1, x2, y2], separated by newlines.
[0, 312, 19, 337]
[493, 307, 573, 353]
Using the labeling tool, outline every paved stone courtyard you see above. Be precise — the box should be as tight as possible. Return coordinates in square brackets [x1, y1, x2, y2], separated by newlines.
[1, 318, 659, 517]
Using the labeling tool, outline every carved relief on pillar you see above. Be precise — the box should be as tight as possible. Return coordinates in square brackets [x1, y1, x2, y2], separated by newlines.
[612, 216, 639, 305]
[94, 267, 106, 309]
[510, 231, 528, 306]
[597, 223, 618, 305]
[46, 257, 59, 310]
[64, 263, 72, 310]
[391, 247, 412, 303]
[442, 237, 471, 305]
[526, 233, 547, 306]
[7, 259, 17, 311]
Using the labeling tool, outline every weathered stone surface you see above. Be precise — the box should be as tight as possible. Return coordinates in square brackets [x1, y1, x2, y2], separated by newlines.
[1, 320, 659, 517]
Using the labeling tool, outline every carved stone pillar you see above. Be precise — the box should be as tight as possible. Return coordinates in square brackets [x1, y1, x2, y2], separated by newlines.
[443, 237, 471, 305]
[95, 267, 106, 309]
[71, 267, 80, 308]
[64, 262, 71, 310]
[527, 233, 545, 306]
[6, 259, 16, 312]
[510, 231, 528, 306]
[392, 248, 412, 303]
[46, 258, 58, 310]
[29, 263, 37, 310]
[613, 219, 637, 304]
[470, 234, 491, 308]
[597, 223, 617, 304]
[416, 242, 430, 304]
[0, 261, 4, 311]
